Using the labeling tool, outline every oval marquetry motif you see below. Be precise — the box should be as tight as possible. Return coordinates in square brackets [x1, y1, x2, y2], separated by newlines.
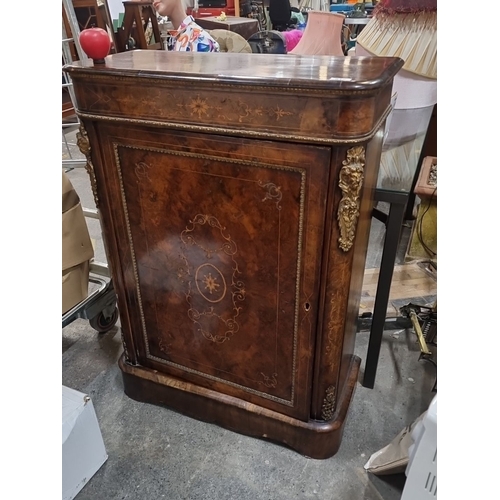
[195, 263, 227, 303]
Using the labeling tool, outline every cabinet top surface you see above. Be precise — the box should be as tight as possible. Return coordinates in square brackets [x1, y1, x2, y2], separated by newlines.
[65, 51, 403, 91]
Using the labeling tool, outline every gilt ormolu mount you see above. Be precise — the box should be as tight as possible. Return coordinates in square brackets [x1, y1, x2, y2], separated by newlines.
[65, 51, 403, 459]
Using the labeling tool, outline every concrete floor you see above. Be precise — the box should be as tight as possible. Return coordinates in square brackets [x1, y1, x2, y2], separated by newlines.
[62, 126, 437, 500]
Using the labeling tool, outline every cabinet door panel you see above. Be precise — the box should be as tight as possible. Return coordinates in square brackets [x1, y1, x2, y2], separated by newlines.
[97, 124, 330, 419]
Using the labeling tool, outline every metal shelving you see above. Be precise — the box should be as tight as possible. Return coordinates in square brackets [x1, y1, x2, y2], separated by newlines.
[62, 0, 118, 333]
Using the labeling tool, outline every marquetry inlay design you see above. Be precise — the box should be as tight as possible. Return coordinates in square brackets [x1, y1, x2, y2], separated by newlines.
[180, 214, 246, 344]
[337, 146, 366, 252]
[229, 100, 294, 123]
[325, 264, 350, 364]
[83, 80, 301, 129]
[182, 95, 211, 119]
[134, 161, 152, 181]
[321, 385, 336, 421]
[258, 180, 283, 210]
[76, 124, 99, 209]
[196, 265, 225, 302]
[260, 372, 278, 388]
[112, 144, 307, 407]
[158, 339, 172, 355]
[176, 94, 295, 125]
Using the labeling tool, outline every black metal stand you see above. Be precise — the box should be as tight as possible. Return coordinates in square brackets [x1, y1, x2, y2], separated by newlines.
[360, 105, 437, 388]
[360, 189, 409, 389]
[403, 144, 426, 222]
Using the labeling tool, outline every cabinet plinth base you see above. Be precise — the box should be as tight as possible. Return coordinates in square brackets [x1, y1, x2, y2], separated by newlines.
[118, 354, 360, 459]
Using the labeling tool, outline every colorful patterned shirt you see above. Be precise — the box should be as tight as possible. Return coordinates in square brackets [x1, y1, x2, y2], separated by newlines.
[172, 16, 220, 52]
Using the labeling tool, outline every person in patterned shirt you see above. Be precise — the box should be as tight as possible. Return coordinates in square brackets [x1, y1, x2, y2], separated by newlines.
[153, 0, 220, 52]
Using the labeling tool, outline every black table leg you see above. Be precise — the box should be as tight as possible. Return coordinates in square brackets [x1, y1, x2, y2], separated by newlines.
[362, 191, 408, 388]
[404, 153, 423, 222]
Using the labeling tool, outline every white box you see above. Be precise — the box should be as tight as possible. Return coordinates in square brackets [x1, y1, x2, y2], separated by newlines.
[401, 395, 437, 499]
[62, 386, 108, 500]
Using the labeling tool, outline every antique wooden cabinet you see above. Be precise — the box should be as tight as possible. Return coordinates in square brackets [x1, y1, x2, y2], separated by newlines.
[65, 51, 403, 459]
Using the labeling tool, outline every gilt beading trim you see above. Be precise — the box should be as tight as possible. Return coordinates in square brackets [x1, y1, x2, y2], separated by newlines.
[77, 106, 393, 147]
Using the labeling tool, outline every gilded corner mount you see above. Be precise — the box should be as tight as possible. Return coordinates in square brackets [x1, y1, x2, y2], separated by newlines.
[321, 385, 336, 421]
[337, 146, 366, 252]
[76, 123, 99, 208]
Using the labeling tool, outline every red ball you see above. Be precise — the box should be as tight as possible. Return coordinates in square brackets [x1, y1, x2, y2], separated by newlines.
[79, 27, 111, 61]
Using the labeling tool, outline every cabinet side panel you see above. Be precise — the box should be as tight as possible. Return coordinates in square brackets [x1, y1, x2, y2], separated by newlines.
[310, 146, 360, 420]
[311, 80, 393, 420]
[338, 124, 386, 395]
[78, 118, 140, 364]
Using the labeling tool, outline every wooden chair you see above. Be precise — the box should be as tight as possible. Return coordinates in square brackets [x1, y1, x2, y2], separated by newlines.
[116, 0, 163, 52]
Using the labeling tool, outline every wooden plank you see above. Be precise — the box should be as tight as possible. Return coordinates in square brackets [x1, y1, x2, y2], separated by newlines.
[361, 263, 434, 286]
[363, 277, 436, 296]
[359, 262, 436, 314]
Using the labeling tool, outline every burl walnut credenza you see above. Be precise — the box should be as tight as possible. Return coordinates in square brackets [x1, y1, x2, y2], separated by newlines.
[65, 51, 403, 459]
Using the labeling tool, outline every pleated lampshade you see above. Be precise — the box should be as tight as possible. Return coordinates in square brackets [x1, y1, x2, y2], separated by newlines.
[356, 0, 437, 79]
[289, 11, 345, 56]
[355, 0, 437, 191]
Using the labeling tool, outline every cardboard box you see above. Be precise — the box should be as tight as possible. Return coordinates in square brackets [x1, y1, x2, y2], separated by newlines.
[62, 386, 108, 500]
[62, 171, 94, 314]
[62, 261, 91, 315]
[414, 156, 437, 198]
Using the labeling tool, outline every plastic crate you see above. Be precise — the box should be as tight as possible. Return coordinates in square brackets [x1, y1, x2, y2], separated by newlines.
[401, 395, 437, 499]
[330, 4, 354, 12]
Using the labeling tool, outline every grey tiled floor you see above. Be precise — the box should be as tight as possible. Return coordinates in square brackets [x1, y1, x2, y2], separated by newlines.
[62, 126, 437, 500]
